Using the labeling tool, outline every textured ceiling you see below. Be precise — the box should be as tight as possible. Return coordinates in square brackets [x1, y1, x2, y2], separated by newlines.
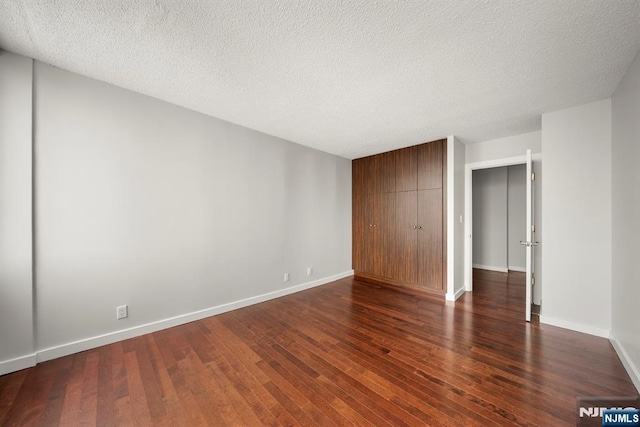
[1, 1, 639, 159]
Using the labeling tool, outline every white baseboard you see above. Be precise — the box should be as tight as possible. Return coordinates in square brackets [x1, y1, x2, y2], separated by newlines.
[539, 315, 610, 338]
[446, 286, 466, 301]
[610, 333, 640, 393]
[37, 270, 354, 363]
[0, 352, 37, 376]
[1, 270, 354, 371]
[473, 264, 508, 273]
[508, 266, 526, 273]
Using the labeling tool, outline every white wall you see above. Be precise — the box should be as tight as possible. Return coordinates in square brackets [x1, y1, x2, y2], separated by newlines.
[0, 52, 34, 373]
[447, 136, 465, 300]
[0, 56, 352, 373]
[466, 131, 541, 164]
[472, 167, 508, 271]
[33, 62, 352, 351]
[611, 50, 640, 390]
[541, 99, 611, 337]
[507, 164, 526, 271]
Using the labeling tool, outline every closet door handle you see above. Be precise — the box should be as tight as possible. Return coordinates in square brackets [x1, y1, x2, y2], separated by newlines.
[417, 226, 422, 229]
[413, 226, 417, 229]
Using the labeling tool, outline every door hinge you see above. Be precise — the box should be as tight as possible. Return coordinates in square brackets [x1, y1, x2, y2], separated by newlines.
[531, 275, 535, 286]
[531, 172, 536, 181]
[531, 224, 535, 233]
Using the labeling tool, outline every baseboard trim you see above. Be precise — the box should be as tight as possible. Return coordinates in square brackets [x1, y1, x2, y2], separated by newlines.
[539, 315, 610, 338]
[0, 352, 37, 376]
[508, 266, 526, 273]
[3, 271, 354, 368]
[610, 333, 640, 393]
[446, 286, 466, 301]
[473, 264, 508, 273]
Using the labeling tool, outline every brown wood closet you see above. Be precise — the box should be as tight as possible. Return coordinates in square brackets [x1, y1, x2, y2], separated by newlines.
[352, 139, 447, 295]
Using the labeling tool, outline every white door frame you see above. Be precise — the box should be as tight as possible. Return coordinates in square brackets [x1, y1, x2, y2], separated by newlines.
[464, 154, 541, 292]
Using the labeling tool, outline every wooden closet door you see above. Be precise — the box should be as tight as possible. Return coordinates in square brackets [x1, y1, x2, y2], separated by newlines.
[381, 192, 396, 279]
[391, 191, 417, 284]
[352, 158, 366, 191]
[362, 152, 395, 194]
[362, 193, 383, 276]
[417, 139, 443, 190]
[352, 192, 366, 272]
[352, 160, 366, 272]
[395, 146, 417, 192]
[417, 189, 443, 291]
[377, 151, 396, 193]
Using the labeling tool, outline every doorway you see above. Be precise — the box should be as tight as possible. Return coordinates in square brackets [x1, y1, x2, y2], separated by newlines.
[472, 165, 526, 273]
[464, 154, 542, 316]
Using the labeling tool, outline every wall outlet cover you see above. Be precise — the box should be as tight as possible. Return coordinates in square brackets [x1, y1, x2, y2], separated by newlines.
[116, 305, 128, 320]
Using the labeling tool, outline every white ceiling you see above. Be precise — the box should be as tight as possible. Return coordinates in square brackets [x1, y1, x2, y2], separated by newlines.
[1, 1, 639, 159]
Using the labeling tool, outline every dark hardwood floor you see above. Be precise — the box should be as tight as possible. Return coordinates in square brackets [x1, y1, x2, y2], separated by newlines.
[1, 270, 637, 426]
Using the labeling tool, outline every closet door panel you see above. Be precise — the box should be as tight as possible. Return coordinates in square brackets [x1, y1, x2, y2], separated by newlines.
[391, 191, 417, 284]
[378, 151, 396, 193]
[395, 146, 417, 192]
[352, 158, 367, 194]
[364, 193, 383, 276]
[417, 189, 443, 291]
[363, 152, 395, 194]
[352, 198, 367, 272]
[417, 140, 443, 190]
[352, 160, 366, 272]
[381, 192, 396, 278]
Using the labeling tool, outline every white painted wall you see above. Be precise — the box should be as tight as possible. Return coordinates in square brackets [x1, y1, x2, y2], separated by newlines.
[507, 164, 526, 271]
[33, 62, 352, 350]
[472, 167, 508, 271]
[0, 59, 352, 372]
[611, 50, 640, 391]
[541, 99, 611, 337]
[0, 52, 34, 374]
[447, 136, 466, 301]
[466, 131, 541, 164]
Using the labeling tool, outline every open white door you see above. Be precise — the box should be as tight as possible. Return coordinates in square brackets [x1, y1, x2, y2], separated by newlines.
[523, 150, 536, 322]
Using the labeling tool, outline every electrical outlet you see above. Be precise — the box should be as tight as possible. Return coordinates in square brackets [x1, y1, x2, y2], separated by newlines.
[284, 273, 289, 282]
[116, 305, 128, 320]
[307, 267, 313, 276]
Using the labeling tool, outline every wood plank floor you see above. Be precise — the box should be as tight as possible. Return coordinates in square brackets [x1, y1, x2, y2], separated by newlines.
[1, 269, 637, 426]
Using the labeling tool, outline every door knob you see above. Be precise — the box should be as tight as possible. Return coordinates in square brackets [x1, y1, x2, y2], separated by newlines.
[417, 226, 422, 229]
[413, 226, 417, 229]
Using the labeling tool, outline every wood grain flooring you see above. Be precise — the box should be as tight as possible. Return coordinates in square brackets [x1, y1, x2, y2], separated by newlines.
[0, 269, 637, 426]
